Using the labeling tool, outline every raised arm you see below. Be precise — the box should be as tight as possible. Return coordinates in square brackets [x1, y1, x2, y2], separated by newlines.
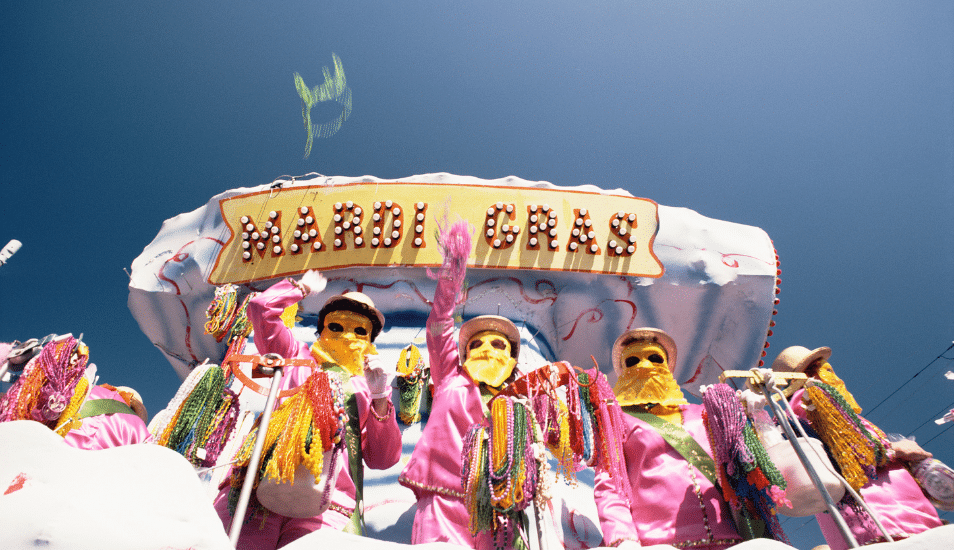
[426, 220, 472, 387]
[246, 279, 311, 360]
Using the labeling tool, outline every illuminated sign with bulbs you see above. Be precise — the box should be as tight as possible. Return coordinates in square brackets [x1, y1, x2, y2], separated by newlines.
[209, 182, 663, 284]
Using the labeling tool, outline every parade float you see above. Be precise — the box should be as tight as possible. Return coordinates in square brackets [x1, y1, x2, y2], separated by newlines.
[127, 172, 781, 547]
[10, 172, 952, 549]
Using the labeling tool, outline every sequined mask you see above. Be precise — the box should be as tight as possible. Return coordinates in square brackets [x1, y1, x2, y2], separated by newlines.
[613, 341, 688, 410]
[310, 310, 376, 376]
[462, 330, 517, 388]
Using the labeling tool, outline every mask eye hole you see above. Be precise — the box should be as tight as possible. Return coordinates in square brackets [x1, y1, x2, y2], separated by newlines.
[328, 322, 344, 333]
[624, 356, 639, 368]
[648, 354, 665, 364]
[355, 327, 368, 336]
[491, 339, 508, 350]
[468, 339, 483, 351]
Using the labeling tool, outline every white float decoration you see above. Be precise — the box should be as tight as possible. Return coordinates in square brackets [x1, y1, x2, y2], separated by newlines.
[128, 172, 780, 392]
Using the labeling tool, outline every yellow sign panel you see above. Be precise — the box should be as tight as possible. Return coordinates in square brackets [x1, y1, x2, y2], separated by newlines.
[210, 182, 663, 284]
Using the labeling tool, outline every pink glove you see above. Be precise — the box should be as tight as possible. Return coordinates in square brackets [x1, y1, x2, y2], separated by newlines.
[364, 354, 394, 399]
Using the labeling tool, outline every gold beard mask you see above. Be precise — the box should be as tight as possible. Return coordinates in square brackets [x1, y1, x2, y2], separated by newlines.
[813, 362, 862, 414]
[310, 310, 376, 376]
[613, 341, 688, 411]
[462, 330, 517, 389]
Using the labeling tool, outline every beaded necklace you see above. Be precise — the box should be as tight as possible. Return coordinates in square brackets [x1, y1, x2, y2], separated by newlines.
[154, 364, 241, 468]
[227, 370, 346, 514]
[205, 285, 256, 350]
[0, 337, 88, 428]
[206, 284, 239, 342]
[396, 344, 429, 424]
[150, 363, 211, 440]
[804, 381, 888, 492]
[54, 375, 91, 436]
[702, 383, 789, 543]
[461, 363, 631, 548]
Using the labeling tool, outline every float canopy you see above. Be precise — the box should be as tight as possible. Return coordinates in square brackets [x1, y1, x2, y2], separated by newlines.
[128, 173, 778, 395]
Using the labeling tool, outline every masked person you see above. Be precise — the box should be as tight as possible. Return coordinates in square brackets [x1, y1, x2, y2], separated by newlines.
[773, 345, 943, 549]
[398, 220, 523, 549]
[214, 272, 401, 550]
[593, 328, 743, 550]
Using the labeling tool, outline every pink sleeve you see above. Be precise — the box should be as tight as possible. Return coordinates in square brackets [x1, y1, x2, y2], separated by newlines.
[789, 388, 808, 419]
[593, 465, 641, 546]
[426, 274, 463, 388]
[352, 376, 402, 469]
[247, 279, 311, 361]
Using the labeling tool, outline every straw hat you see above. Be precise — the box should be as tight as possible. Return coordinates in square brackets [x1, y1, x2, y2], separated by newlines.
[611, 328, 678, 375]
[771, 346, 831, 374]
[458, 315, 521, 361]
[317, 292, 385, 342]
[115, 386, 149, 424]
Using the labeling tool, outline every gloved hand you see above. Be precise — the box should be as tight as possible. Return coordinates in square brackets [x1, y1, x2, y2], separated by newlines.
[364, 354, 395, 399]
[299, 269, 327, 296]
[892, 439, 933, 462]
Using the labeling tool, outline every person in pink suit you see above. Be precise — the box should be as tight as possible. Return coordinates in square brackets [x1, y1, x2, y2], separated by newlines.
[214, 271, 402, 550]
[399, 220, 523, 549]
[774, 345, 943, 549]
[593, 328, 743, 549]
[62, 384, 151, 449]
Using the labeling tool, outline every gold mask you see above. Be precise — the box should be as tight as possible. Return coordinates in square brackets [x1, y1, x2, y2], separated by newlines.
[613, 341, 687, 411]
[813, 361, 862, 414]
[462, 330, 517, 388]
[310, 310, 376, 376]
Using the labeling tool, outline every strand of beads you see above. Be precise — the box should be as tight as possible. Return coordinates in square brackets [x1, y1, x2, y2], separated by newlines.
[702, 383, 789, 543]
[0, 360, 47, 422]
[150, 363, 211, 442]
[54, 375, 91, 436]
[805, 381, 886, 491]
[396, 345, 429, 424]
[249, 370, 344, 488]
[34, 337, 88, 424]
[164, 367, 226, 455]
[198, 387, 240, 466]
[205, 284, 239, 342]
[584, 367, 629, 498]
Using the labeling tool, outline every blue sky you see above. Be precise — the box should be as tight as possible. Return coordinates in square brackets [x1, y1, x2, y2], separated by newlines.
[2, 2, 952, 547]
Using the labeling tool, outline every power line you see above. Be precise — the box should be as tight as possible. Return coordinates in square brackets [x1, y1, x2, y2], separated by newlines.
[865, 342, 954, 418]
[922, 423, 954, 447]
[908, 399, 954, 436]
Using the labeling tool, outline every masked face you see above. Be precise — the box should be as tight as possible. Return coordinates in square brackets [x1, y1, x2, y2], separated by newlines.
[810, 361, 862, 414]
[462, 330, 517, 388]
[312, 310, 375, 376]
[613, 340, 687, 408]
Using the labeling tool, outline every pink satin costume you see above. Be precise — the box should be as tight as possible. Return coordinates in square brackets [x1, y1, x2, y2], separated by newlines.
[62, 385, 151, 450]
[593, 404, 742, 549]
[398, 271, 494, 549]
[790, 389, 942, 549]
[213, 279, 402, 549]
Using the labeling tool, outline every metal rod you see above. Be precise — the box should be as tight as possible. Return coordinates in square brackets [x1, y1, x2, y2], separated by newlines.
[759, 381, 859, 548]
[228, 366, 284, 547]
[532, 501, 548, 550]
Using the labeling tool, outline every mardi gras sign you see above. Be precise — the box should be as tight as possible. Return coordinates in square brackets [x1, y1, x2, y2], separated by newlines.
[129, 173, 778, 394]
[211, 182, 662, 285]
